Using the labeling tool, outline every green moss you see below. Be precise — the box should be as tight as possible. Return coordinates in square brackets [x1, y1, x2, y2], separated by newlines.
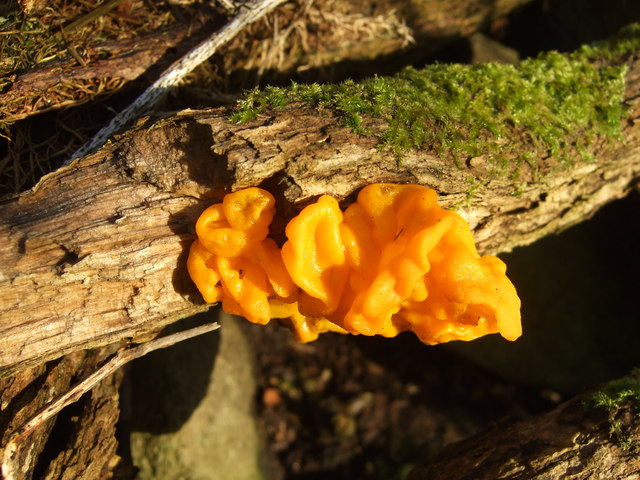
[231, 24, 638, 184]
[581, 23, 640, 61]
[0, 12, 66, 81]
[585, 369, 640, 411]
[583, 368, 640, 450]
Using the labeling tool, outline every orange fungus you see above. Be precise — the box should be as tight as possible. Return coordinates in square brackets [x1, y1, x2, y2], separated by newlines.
[187, 184, 521, 344]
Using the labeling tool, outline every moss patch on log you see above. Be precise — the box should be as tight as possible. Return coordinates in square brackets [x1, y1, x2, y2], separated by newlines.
[583, 368, 640, 450]
[232, 24, 639, 182]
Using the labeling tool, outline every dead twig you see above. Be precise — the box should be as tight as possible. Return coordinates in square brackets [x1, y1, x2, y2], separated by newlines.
[0, 321, 221, 480]
[68, 0, 288, 162]
[60, 0, 128, 36]
[216, 0, 243, 13]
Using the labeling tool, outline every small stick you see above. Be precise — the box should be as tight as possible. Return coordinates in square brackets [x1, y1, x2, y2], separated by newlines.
[61, 0, 128, 36]
[67, 0, 287, 163]
[216, 0, 241, 13]
[1, 321, 220, 480]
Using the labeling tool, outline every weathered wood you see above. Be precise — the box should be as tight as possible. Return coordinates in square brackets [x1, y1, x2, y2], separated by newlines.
[69, 0, 289, 161]
[0, 346, 125, 480]
[0, 46, 639, 377]
[0, 322, 220, 480]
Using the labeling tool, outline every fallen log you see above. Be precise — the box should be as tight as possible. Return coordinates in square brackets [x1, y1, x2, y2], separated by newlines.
[0, 27, 639, 378]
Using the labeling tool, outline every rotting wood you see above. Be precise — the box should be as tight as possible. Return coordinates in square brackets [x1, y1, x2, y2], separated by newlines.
[1, 321, 220, 480]
[0, 44, 639, 378]
[0, 347, 124, 480]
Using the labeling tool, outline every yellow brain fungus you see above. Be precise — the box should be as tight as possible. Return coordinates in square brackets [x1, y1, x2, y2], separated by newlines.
[187, 188, 293, 325]
[187, 184, 521, 344]
[281, 195, 349, 317]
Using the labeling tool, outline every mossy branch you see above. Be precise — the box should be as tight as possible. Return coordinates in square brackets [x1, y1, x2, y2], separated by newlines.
[0, 24, 639, 377]
[233, 24, 639, 186]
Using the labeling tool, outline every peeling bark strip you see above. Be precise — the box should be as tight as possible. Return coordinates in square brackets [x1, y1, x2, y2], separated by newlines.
[1, 45, 640, 377]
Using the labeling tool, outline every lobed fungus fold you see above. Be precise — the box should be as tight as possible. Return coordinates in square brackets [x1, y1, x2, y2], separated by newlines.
[187, 184, 521, 344]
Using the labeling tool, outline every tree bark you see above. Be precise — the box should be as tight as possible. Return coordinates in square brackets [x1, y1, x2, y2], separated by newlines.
[0, 45, 639, 378]
[407, 376, 640, 480]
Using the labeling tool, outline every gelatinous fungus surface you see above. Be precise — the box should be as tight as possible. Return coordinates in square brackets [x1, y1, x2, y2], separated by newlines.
[188, 184, 521, 345]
